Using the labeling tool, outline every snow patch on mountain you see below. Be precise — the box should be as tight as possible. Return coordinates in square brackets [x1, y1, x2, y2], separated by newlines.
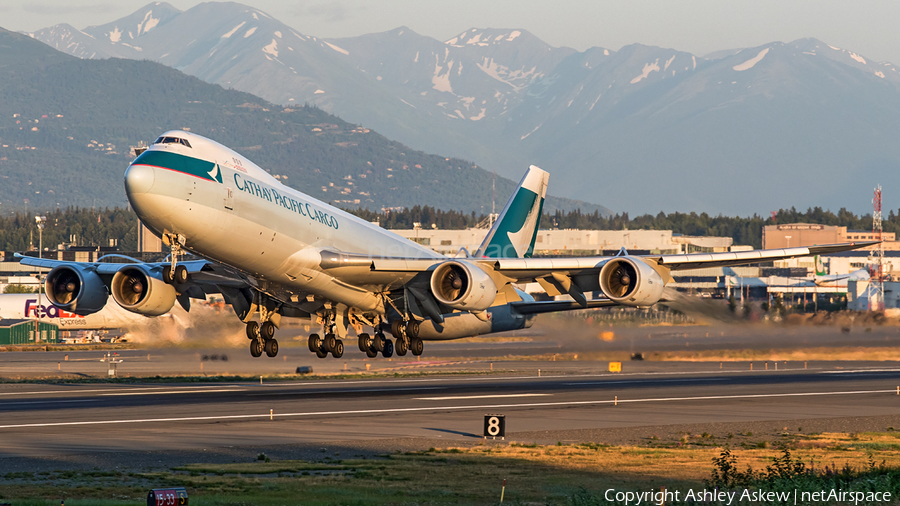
[631, 60, 660, 84]
[506, 30, 521, 42]
[137, 11, 160, 36]
[244, 26, 257, 38]
[263, 39, 278, 57]
[109, 27, 122, 43]
[325, 42, 349, 55]
[733, 47, 769, 71]
[274, 31, 281, 38]
[432, 58, 454, 93]
[849, 52, 866, 64]
[222, 22, 244, 38]
[664, 54, 675, 70]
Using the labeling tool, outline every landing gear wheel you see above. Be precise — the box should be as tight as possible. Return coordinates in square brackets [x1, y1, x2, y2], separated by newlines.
[162, 265, 174, 284]
[174, 265, 189, 284]
[308, 333, 321, 353]
[250, 338, 263, 358]
[358, 333, 371, 352]
[373, 333, 385, 352]
[365, 347, 377, 358]
[390, 320, 406, 340]
[316, 348, 328, 359]
[395, 338, 409, 356]
[411, 338, 424, 356]
[260, 321, 276, 340]
[323, 333, 337, 352]
[264, 338, 279, 358]
[246, 321, 260, 340]
[405, 320, 420, 339]
[331, 339, 344, 358]
[381, 339, 394, 358]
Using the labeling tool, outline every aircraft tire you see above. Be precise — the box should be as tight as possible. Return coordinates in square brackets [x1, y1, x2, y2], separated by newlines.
[395, 338, 408, 356]
[162, 265, 174, 284]
[358, 333, 371, 352]
[323, 333, 337, 352]
[332, 340, 344, 358]
[381, 340, 394, 358]
[365, 347, 377, 358]
[316, 348, 328, 359]
[265, 338, 279, 357]
[260, 321, 276, 340]
[250, 338, 264, 358]
[174, 265, 189, 284]
[390, 320, 406, 340]
[373, 333, 385, 352]
[405, 320, 419, 339]
[308, 333, 321, 352]
[246, 321, 260, 340]
[411, 338, 424, 356]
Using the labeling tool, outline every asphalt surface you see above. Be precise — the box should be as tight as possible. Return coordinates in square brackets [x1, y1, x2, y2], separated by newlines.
[3, 322, 900, 472]
[1, 356, 900, 471]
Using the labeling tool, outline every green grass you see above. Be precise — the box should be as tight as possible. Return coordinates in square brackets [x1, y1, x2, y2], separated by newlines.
[5, 434, 900, 505]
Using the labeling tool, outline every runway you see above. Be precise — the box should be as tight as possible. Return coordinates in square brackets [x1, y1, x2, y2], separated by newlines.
[1, 361, 900, 470]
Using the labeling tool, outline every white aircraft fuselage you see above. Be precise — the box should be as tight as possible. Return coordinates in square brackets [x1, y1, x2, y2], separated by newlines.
[126, 131, 443, 315]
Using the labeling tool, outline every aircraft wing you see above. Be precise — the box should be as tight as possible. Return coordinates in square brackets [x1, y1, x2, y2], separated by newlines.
[484, 242, 877, 279]
[17, 254, 214, 279]
[13, 254, 314, 319]
[357, 241, 876, 281]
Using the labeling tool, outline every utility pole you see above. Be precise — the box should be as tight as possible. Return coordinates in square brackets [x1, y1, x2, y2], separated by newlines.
[34, 215, 46, 343]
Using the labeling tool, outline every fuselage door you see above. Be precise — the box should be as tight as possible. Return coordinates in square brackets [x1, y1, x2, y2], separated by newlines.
[224, 187, 234, 211]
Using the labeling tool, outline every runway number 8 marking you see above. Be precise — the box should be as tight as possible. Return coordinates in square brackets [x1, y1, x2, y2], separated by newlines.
[483, 414, 505, 439]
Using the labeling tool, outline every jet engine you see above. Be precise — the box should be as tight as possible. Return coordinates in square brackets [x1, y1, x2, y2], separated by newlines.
[429, 260, 497, 311]
[44, 265, 109, 315]
[111, 265, 176, 316]
[598, 257, 665, 306]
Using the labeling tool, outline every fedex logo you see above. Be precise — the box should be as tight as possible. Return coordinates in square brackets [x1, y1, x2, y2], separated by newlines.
[25, 299, 82, 319]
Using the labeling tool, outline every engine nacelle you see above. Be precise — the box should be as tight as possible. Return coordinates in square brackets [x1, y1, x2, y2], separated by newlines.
[599, 257, 665, 306]
[429, 260, 497, 311]
[111, 265, 176, 316]
[44, 265, 109, 315]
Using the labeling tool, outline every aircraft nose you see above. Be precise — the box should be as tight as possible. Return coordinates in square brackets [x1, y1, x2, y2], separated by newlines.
[124, 164, 155, 195]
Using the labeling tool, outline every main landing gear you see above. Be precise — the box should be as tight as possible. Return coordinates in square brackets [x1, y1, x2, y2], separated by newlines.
[308, 332, 343, 358]
[246, 320, 279, 358]
[357, 332, 393, 358]
[390, 320, 424, 357]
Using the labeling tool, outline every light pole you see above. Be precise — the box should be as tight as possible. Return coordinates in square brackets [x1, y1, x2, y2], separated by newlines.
[34, 216, 46, 343]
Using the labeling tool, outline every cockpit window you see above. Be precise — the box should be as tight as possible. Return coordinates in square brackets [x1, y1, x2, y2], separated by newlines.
[153, 136, 192, 148]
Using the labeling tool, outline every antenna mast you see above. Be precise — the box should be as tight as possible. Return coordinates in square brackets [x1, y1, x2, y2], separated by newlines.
[870, 184, 884, 310]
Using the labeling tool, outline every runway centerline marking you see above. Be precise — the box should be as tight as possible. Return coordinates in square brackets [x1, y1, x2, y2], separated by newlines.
[416, 393, 551, 401]
[0, 388, 891, 430]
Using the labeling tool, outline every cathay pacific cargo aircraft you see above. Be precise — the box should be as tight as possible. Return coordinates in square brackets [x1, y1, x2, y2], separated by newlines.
[18, 131, 874, 359]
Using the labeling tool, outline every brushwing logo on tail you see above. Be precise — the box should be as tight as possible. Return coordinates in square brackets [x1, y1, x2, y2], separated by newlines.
[478, 166, 548, 258]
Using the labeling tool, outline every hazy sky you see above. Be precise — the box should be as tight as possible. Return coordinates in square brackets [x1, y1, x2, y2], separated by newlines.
[5, 0, 900, 63]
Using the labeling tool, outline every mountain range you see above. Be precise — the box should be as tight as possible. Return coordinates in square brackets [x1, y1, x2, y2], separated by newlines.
[0, 26, 605, 215]
[27, 1, 900, 215]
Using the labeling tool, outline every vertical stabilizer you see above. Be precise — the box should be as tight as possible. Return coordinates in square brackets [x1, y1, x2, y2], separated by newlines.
[475, 165, 549, 258]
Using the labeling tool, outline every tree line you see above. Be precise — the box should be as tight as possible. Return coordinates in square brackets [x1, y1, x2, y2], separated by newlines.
[0, 205, 892, 252]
